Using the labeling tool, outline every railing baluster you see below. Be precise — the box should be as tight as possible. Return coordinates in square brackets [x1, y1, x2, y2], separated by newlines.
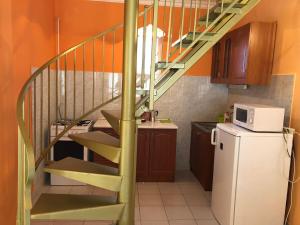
[221, 0, 224, 13]
[73, 50, 76, 120]
[34, 79, 37, 156]
[161, 0, 167, 60]
[48, 66, 51, 146]
[141, 6, 148, 89]
[149, 0, 159, 110]
[188, 0, 194, 32]
[93, 40, 96, 107]
[179, 0, 186, 53]
[169, 0, 175, 57]
[83, 44, 86, 113]
[199, 0, 202, 24]
[102, 36, 105, 103]
[27, 91, 31, 141]
[112, 31, 115, 99]
[206, 0, 212, 28]
[56, 61, 59, 136]
[166, 0, 174, 63]
[193, 0, 199, 40]
[64, 56, 67, 120]
[40, 72, 43, 156]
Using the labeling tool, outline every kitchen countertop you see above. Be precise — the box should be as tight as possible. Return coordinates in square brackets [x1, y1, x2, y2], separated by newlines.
[93, 119, 178, 129]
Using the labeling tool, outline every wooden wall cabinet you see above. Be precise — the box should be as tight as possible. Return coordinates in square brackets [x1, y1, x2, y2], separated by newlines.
[211, 22, 277, 85]
[92, 127, 177, 182]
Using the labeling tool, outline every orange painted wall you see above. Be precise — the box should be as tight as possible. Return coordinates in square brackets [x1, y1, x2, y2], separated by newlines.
[233, 1, 300, 224]
[54, 0, 211, 75]
[0, 0, 55, 224]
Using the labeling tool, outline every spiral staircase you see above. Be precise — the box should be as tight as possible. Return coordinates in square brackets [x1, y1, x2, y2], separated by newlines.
[16, 0, 261, 224]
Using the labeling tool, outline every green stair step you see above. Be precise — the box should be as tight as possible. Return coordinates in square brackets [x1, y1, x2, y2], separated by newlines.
[199, 3, 245, 26]
[156, 61, 185, 70]
[31, 194, 124, 221]
[186, 32, 216, 41]
[101, 110, 121, 135]
[44, 157, 122, 192]
[214, 3, 245, 14]
[172, 33, 213, 48]
[69, 131, 121, 164]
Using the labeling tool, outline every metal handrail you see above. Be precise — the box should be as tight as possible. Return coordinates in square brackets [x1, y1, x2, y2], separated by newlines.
[16, 7, 155, 222]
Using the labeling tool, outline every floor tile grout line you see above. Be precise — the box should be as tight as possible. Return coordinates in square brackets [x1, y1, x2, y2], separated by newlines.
[157, 182, 171, 225]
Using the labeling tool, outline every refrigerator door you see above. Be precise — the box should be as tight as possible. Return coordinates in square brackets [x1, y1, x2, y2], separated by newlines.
[212, 127, 240, 225]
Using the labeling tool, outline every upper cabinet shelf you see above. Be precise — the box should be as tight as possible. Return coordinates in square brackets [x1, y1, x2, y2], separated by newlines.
[211, 22, 277, 85]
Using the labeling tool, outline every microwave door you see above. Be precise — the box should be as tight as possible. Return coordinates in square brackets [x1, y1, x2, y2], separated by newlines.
[235, 108, 248, 123]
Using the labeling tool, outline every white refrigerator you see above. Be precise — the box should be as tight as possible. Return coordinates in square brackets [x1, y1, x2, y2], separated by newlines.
[211, 123, 293, 225]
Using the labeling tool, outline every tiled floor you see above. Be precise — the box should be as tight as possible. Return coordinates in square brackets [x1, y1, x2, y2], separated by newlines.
[32, 171, 218, 225]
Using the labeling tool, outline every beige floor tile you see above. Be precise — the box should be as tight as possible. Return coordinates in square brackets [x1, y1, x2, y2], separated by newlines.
[158, 183, 181, 194]
[196, 219, 219, 225]
[141, 221, 169, 225]
[164, 206, 194, 220]
[140, 206, 168, 221]
[168, 220, 197, 225]
[183, 193, 209, 206]
[135, 193, 139, 207]
[135, 220, 142, 225]
[139, 194, 163, 206]
[135, 207, 141, 221]
[190, 206, 214, 220]
[203, 192, 212, 202]
[178, 183, 204, 195]
[161, 194, 186, 206]
[137, 183, 160, 194]
[175, 171, 198, 183]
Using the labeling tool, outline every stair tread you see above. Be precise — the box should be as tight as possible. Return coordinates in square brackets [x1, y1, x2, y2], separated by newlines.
[70, 131, 120, 147]
[101, 110, 121, 135]
[31, 193, 124, 220]
[69, 131, 121, 164]
[156, 61, 185, 70]
[102, 110, 121, 120]
[45, 157, 118, 175]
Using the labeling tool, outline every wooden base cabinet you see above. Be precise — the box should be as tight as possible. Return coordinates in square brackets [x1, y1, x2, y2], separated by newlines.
[190, 122, 216, 191]
[92, 127, 177, 182]
[145, 129, 177, 182]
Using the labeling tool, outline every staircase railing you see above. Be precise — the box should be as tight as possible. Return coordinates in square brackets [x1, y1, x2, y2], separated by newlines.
[139, 0, 254, 113]
[16, 5, 154, 225]
[17, 0, 260, 223]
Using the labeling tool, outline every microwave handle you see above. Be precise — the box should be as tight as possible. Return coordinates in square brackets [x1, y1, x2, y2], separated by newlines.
[211, 128, 217, 146]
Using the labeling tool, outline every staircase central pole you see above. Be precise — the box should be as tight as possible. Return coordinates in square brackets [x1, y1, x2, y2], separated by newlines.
[119, 0, 139, 224]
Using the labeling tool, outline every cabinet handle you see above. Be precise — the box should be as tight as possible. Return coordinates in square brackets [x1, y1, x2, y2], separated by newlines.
[211, 128, 217, 146]
[242, 49, 247, 73]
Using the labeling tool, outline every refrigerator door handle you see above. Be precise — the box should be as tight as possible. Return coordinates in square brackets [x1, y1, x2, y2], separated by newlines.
[211, 128, 217, 146]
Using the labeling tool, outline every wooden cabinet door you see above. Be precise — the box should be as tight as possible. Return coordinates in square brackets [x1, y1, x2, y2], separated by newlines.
[149, 129, 176, 181]
[136, 129, 151, 181]
[190, 125, 201, 177]
[228, 24, 250, 84]
[211, 34, 231, 83]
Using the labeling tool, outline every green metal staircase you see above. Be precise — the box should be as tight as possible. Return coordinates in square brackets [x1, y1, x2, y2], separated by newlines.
[16, 0, 261, 224]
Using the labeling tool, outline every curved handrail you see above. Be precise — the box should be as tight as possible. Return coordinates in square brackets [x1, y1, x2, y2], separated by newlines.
[16, 3, 154, 172]
[16, 5, 154, 220]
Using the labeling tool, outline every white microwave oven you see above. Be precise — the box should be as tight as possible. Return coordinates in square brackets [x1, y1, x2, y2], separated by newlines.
[233, 103, 285, 132]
